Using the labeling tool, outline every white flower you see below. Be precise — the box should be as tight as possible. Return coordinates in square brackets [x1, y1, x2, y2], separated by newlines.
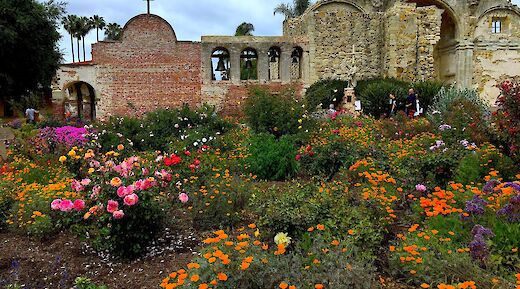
[193, 142, 199, 147]
[174, 124, 179, 128]
[202, 138, 208, 143]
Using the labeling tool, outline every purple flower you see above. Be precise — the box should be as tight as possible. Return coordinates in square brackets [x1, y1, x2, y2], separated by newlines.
[483, 179, 501, 193]
[462, 195, 488, 218]
[469, 225, 494, 262]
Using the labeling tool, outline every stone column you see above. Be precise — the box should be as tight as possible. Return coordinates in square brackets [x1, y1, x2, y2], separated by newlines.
[456, 40, 475, 88]
[257, 49, 269, 82]
[230, 48, 241, 84]
[279, 46, 291, 84]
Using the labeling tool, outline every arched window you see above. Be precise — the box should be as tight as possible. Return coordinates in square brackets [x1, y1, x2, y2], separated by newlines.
[240, 48, 258, 80]
[211, 48, 230, 81]
[291, 47, 303, 80]
[268, 46, 281, 81]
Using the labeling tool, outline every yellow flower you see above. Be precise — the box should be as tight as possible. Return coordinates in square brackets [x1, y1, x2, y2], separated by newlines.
[59, 156, 67, 163]
[274, 232, 291, 246]
[117, 144, 125, 151]
[67, 150, 76, 157]
[88, 168, 95, 174]
[254, 229, 260, 237]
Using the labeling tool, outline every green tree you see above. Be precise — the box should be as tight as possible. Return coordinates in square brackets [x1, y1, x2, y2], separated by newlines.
[0, 0, 65, 106]
[235, 22, 255, 36]
[90, 15, 106, 42]
[76, 16, 93, 62]
[104, 22, 122, 41]
[274, 0, 310, 18]
[62, 14, 78, 63]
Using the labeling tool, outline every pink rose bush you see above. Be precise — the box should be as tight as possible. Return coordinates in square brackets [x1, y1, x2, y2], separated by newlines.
[50, 147, 202, 258]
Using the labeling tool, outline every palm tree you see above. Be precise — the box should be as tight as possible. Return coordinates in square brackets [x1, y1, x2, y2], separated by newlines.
[274, 0, 311, 19]
[90, 15, 106, 42]
[62, 15, 78, 63]
[76, 16, 93, 62]
[235, 22, 255, 36]
[104, 23, 122, 41]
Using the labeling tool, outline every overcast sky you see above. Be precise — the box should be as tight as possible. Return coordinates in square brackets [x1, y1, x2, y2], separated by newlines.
[51, 0, 520, 63]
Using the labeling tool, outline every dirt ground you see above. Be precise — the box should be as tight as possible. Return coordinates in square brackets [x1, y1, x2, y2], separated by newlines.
[0, 226, 199, 289]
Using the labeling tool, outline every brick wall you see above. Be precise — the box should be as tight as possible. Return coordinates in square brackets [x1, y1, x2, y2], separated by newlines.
[91, 14, 202, 117]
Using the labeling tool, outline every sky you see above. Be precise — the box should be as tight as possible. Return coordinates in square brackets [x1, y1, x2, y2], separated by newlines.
[49, 0, 520, 63]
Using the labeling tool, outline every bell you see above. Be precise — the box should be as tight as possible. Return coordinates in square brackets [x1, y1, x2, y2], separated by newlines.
[270, 55, 278, 63]
[215, 58, 226, 72]
[245, 58, 253, 69]
[292, 56, 299, 64]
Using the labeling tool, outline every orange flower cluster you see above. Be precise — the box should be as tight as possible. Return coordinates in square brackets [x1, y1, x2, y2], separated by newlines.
[419, 185, 464, 217]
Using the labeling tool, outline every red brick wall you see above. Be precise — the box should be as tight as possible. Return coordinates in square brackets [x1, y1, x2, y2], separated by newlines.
[92, 14, 202, 116]
[217, 82, 304, 117]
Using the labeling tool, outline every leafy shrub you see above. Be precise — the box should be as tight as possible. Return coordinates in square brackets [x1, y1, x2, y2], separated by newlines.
[298, 140, 365, 180]
[74, 277, 108, 289]
[455, 144, 515, 184]
[244, 88, 310, 136]
[411, 80, 444, 114]
[428, 87, 489, 126]
[493, 79, 520, 162]
[251, 181, 387, 257]
[355, 78, 408, 118]
[94, 105, 232, 152]
[246, 134, 298, 181]
[305, 79, 350, 111]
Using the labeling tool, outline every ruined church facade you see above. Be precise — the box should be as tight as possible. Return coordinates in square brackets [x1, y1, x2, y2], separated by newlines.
[53, 0, 520, 119]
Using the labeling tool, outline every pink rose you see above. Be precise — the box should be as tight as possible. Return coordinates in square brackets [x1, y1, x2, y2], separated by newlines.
[71, 180, 84, 192]
[73, 199, 86, 211]
[113, 210, 124, 219]
[416, 184, 427, 192]
[179, 193, 189, 204]
[117, 186, 127, 198]
[107, 200, 119, 213]
[295, 155, 301, 161]
[80, 178, 91, 186]
[59, 199, 74, 212]
[124, 194, 139, 206]
[51, 199, 62, 210]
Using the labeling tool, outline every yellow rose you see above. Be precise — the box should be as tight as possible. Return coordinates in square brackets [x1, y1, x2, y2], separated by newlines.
[274, 232, 291, 246]
[67, 150, 76, 157]
[59, 156, 67, 163]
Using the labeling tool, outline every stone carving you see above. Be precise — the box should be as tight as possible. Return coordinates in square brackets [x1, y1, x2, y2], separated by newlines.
[371, 0, 383, 9]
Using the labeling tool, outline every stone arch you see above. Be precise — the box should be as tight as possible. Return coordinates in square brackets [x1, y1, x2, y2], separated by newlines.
[211, 47, 231, 81]
[475, 7, 520, 39]
[268, 46, 282, 81]
[307, 0, 366, 14]
[406, 0, 459, 83]
[240, 48, 258, 80]
[63, 81, 97, 120]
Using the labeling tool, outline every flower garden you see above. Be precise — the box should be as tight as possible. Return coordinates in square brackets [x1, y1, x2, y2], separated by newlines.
[0, 80, 519, 289]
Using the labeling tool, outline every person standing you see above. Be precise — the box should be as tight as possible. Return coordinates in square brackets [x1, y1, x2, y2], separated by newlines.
[25, 107, 36, 124]
[388, 93, 397, 116]
[405, 88, 417, 118]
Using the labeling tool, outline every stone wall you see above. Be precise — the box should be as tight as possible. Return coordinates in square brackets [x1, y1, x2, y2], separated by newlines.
[308, 8, 384, 83]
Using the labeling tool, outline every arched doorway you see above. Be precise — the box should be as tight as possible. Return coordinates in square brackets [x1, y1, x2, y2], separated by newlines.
[408, 0, 458, 83]
[63, 81, 96, 120]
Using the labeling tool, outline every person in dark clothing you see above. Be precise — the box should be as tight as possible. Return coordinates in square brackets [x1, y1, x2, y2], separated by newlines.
[405, 88, 417, 118]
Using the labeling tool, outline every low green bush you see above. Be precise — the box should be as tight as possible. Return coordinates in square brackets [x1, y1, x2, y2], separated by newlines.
[246, 134, 299, 181]
[244, 88, 311, 137]
[305, 79, 350, 111]
[355, 78, 408, 118]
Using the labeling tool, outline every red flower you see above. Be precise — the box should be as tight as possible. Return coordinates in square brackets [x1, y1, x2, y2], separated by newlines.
[164, 154, 182, 166]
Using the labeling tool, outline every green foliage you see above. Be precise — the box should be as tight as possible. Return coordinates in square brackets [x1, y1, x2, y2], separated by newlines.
[252, 181, 387, 257]
[455, 145, 515, 184]
[74, 277, 108, 289]
[493, 79, 520, 162]
[355, 78, 408, 118]
[246, 134, 298, 181]
[305, 79, 350, 111]
[428, 87, 489, 126]
[411, 80, 444, 114]
[299, 140, 366, 180]
[0, 182, 14, 231]
[0, 0, 64, 103]
[244, 88, 310, 136]
[95, 105, 232, 152]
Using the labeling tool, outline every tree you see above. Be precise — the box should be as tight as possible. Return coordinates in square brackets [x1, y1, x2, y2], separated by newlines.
[76, 16, 93, 62]
[62, 14, 78, 63]
[90, 15, 106, 42]
[235, 22, 255, 36]
[274, 0, 310, 19]
[0, 0, 65, 107]
[104, 22, 122, 41]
